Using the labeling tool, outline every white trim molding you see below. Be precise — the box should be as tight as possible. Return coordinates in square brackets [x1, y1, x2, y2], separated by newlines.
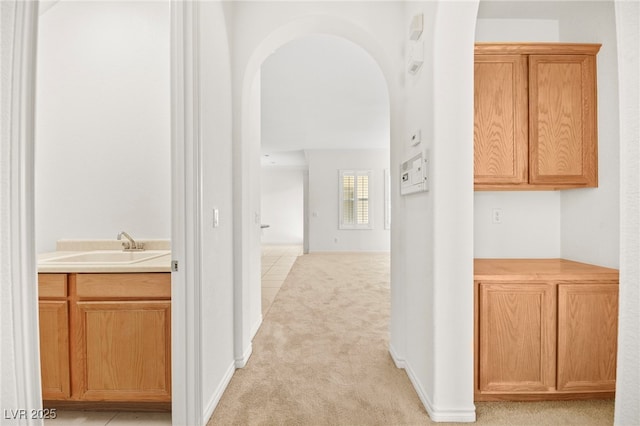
[1, 1, 43, 423]
[388, 344, 406, 369]
[251, 316, 263, 341]
[235, 343, 253, 369]
[170, 1, 204, 424]
[404, 360, 476, 423]
[202, 361, 236, 424]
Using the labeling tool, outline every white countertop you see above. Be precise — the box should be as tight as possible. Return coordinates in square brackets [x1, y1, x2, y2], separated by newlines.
[38, 239, 171, 273]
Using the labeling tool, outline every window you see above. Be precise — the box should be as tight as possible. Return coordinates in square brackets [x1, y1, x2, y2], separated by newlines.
[339, 170, 373, 229]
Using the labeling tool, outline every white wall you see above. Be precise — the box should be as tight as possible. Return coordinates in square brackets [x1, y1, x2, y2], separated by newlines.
[475, 192, 561, 258]
[35, 1, 171, 253]
[474, 13, 563, 259]
[307, 149, 390, 252]
[399, 2, 478, 420]
[559, 1, 620, 268]
[198, 2, 236, 421]
[260, 168, 304, 245]
[614, 1, 639, 424]
[248, 74, 263, 340]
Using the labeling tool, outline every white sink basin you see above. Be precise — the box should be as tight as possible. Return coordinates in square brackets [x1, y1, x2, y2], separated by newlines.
[41, 250, 169, 264]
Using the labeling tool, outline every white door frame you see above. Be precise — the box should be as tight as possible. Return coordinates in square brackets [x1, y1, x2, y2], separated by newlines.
[1, 0, 43, 423]
[170, 1, 204, 425]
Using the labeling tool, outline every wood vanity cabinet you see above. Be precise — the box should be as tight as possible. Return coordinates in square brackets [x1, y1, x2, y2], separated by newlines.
[38, 273, 171, 404]
[474, 43, 600, 190]
[72, 273, 172, 402]
[38, 274, 71, 400]
[474, 259, 618, 401]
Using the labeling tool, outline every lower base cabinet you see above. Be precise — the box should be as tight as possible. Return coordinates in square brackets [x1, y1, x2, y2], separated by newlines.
[477, 283, 556, 394]
[557, 284, 618, 392]
[75, 300, 171, 401]
[474, 259, 618, 401]
[39, 300, 71, 399]
[38, 273, 171, 404]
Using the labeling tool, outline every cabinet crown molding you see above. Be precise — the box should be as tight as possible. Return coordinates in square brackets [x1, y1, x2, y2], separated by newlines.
[475, 43, 601, 55]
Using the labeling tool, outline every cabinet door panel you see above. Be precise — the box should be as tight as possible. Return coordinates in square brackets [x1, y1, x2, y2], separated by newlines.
[557, 284, 618, 391]
[529, 55, 597, 186]
[39, 301, 71, 399]
[474, 55, 528, 185]
[75, 301, 171, 401]
[478, 282, 556, 392]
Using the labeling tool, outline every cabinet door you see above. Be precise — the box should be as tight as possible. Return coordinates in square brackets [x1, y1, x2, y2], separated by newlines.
[529, 55, 597, 186]
[478, 282, 556, 392]
[39, 301, 71, 399]
[557, 284, 618, 392]
[74, 301, 171, 401]
[474, 55, 528, 186]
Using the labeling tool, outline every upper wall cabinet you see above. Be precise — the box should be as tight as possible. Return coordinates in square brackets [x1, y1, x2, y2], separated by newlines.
[474, 43, 601, 190]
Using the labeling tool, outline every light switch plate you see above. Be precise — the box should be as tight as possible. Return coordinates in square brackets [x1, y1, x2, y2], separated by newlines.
[213, 208, 219, 228]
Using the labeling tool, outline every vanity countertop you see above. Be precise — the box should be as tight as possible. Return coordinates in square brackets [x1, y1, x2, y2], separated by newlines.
[38, 239, 171, 273]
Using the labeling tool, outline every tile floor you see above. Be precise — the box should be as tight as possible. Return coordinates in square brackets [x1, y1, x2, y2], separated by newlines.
[261, 245, 303, 315]
[44, 411, 170, 425]
[45, 245, 302, 425]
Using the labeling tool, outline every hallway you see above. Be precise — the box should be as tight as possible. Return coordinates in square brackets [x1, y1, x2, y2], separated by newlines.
[208, 252, 430, 424]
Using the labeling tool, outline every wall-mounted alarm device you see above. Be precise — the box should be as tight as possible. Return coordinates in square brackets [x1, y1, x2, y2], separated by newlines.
[400, 152, 428, 195]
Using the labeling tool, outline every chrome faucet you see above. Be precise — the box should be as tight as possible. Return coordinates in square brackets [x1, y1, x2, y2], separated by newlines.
[117, 231, 144, 251]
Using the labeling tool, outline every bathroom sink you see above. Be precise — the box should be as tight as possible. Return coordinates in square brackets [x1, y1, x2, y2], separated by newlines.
[41, 250, 169, 264]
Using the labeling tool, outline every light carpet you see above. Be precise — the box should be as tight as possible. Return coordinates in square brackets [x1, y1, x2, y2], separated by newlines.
[208, 253, 614, 426]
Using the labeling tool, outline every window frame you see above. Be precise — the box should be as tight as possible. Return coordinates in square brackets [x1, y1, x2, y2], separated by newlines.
[338, 169, 373, 230]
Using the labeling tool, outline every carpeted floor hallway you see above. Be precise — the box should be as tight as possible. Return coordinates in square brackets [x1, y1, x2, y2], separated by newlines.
[208, 253, 614, 426]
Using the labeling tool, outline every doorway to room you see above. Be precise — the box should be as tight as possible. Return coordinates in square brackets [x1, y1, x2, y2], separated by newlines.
[256, 34, 391, 315]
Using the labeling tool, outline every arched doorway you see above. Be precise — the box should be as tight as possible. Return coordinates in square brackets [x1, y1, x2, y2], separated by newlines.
[233, 15, 402, 370]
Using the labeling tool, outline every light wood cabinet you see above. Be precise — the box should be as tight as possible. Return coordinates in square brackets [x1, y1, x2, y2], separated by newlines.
[478, 282, 556, 393]
[73, 273, 171, 402]
[38, 273, 171, 404]
[474, 259, 618, 401]
[38, 274, 71, 400]
[557, 284, 618, 392]
[74, 300, 171, 401]
[474, 43, 600, 190]
[474, 55, 528, 185]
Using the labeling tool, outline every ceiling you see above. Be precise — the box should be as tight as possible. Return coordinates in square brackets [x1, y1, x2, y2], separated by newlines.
[260, 34, 390, 166]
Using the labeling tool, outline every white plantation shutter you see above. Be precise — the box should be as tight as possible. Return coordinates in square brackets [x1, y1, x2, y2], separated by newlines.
[339, 170, 373, 229]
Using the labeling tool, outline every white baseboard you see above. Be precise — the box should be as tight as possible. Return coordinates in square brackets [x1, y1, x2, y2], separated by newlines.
[404, 360, 476, 423]
[389, 344, 406, 369]
[235, 343, 252, 368]
[203, 360, 235, 423]
[250, 315, 263, 340]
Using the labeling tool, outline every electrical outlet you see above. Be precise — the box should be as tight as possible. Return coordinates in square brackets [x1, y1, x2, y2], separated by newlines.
[492, 208, 503, 224]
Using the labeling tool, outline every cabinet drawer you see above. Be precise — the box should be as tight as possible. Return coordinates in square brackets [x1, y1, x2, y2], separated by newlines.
[76, 274, 171, 300]
[39, 274, 67, 298]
